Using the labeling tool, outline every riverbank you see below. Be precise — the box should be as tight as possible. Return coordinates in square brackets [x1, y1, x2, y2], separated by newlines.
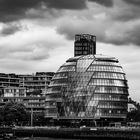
[12, 126, 140, 140]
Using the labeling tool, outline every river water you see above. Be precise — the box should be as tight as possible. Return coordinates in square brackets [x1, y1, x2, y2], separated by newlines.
[18, 137, 121, 140]
[18, 138, 80, 140]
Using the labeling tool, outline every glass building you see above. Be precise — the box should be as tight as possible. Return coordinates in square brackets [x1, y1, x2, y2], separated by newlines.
[74, 34, 96, 56]
[45, 54, 129, 122]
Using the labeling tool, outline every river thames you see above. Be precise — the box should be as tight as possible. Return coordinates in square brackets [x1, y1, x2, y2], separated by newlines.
[19, 138, 80, 140]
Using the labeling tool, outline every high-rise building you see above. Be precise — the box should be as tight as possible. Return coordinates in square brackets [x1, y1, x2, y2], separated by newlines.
[74, 34, 96, 56]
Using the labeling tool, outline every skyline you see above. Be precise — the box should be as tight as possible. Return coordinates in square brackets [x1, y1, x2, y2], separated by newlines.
[0, 0, 140, 102]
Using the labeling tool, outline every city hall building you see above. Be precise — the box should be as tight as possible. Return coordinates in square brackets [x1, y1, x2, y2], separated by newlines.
[45, 34, 129, 126]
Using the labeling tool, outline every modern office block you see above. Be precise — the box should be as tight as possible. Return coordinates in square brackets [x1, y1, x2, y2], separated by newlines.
[74, 34, 96, 56]
[45, 54, 129, 122]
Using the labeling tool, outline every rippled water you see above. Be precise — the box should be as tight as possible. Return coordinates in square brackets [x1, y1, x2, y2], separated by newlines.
[18, 138, 79, 140]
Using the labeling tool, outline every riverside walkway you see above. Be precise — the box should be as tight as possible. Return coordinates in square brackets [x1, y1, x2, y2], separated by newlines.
[12, 126, 140, 140]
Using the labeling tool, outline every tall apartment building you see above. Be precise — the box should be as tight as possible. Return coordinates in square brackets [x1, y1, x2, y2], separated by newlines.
[18, 72, 54, 93]
[0, 72, 54, 114]
[0, 73, 20, 88]
[0, 87, 45, 114]
[74, 34, 96, 56]
[0, 73, 20, 98]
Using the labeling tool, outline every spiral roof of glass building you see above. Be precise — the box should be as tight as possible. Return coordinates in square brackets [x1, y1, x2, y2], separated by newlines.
[45, 54, 129, 120]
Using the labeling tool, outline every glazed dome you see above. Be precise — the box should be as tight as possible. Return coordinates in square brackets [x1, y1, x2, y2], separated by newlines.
[45, 54, 129, 119]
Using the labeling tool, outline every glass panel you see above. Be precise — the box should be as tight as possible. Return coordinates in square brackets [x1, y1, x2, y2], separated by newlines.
[92, 61, 120, 66]
[63, 62, 76, 66]
[77, 55, 94, 72]
[89, 79, 127, 87]
[57, 66, 75, 72]
[95, 86, 128, 94]
[53, 72, 68, 79]
[88, 65, 124, 73]
[93, 94, 127, 101]
[92, 72, 125, 80]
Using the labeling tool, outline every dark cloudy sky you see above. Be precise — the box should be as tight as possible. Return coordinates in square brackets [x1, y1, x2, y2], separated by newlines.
[0, 0, 140, 101]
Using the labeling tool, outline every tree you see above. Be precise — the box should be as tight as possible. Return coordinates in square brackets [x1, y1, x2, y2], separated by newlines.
[3, 101, 28, 126]
[0, 107, 4, 125]
[127, 110, 140, 122]
[33, 111, 46, 126]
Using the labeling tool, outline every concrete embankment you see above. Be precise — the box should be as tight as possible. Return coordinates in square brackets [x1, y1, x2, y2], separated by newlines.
[0, 127, 13, 134]
[12, 127, 140, 140]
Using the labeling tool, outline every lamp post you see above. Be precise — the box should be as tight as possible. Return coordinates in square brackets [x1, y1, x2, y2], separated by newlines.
[31, 108, 33, 126]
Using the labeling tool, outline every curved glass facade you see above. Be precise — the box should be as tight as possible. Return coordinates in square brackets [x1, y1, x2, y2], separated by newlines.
[45, 54, 129, 120]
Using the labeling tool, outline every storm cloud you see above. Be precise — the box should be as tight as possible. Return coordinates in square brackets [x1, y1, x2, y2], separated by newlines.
[0, 0, 42, 22]
[0, 0, 86, 22]
[123, 0, 140, 6]
[110, 0, 140, 22]
[0, 23, 23, 36]
[0, 0, 115, 22]
[1, 0, 140, 46]
[0, 0, 140, 101]
[88, 0, 113, 7]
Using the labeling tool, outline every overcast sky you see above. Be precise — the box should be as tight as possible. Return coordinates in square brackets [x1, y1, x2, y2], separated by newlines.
[0, 0, 140, 101]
